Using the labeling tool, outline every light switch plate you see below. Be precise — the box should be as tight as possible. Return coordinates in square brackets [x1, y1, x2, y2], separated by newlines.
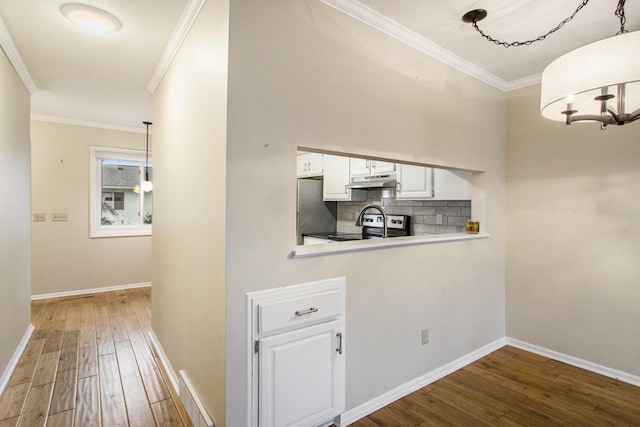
[52, 213, 68, 222]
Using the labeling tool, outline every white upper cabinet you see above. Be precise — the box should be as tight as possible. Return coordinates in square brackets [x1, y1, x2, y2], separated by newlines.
[350, 158, 395, 176]
[396, 164, 434, 199]
[297, 152, 323, 177]
[323, 155, 366, 201]
[396, 165, 472, 200]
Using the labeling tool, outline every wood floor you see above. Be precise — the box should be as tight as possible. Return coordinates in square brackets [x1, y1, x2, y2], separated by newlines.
[352, 345, 640, 427]
[3, 290, 640, 427]
[0, 287, 188, 427]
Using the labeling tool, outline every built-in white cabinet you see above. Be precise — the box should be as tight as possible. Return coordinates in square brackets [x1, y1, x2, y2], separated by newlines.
[297, 152, 323, 178]
[247, 278, 346, 427]
[323, 154, 366, 201]
[350, 158, 395, 176]
[396, 164, 434, 199]
[396, 164, 472, 200]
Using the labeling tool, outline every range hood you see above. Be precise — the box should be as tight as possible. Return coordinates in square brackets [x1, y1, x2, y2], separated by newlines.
[346, 172, 397, 189]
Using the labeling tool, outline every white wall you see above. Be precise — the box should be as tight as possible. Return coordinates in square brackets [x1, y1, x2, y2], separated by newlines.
[506, 84, 640, 377]
[0, 49, 32, 381]
[225, 1, 506, 425]
[30, 121, 151, 296]
[151, 0, 229, 424]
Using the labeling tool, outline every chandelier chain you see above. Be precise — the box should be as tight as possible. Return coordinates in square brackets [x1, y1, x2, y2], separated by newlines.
[471, 0, 590, 48]
[616, 0, 627, 34]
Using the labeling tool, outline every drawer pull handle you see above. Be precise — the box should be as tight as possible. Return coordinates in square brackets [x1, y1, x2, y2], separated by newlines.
[336, 332, 343, 354]
[295, 307, 318, 316]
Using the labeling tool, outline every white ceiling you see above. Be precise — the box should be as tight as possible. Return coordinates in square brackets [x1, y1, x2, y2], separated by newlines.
[0, 0, 638, 130]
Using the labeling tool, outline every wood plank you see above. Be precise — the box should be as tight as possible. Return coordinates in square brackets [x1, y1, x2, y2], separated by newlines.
[41, 329, 64, 354]
[45, 410, 74, 427]
[57, 331, 79, 372]
[114, 340, 155, 426]
[151, 399, 184, 427]
[78, 346, 98, 379]
[0, 417, 20, 427]
[8, 339, 44, 386]
[75, 375, 100, 427]
[49, 369, 77, 415]
[32, 351, 59, 387]
[17, 382, 53, 427]
[0, 382, 30, 420]
[109, 311, 129, 343]
[94, 305, 115, 355]
[98, 353, 128, 427]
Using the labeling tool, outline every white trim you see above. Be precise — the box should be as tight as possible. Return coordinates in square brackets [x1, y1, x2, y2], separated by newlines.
[31, 114, 147, 134]
[506, 337, 640, 388]
[31, 282, 151, 301]
[317, 0, 542, 92]
[0, 16, 37, 94]
[0, 324, 35, 396]
[148, 329, 180, 394]
[147, 0, 207, 93]
[338, 337, 506, 426]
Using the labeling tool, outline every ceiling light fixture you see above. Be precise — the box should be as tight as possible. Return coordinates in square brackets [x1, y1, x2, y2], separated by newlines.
[463, 0, 640, 129]
[61, 3, 121, 35]
[141, 121, 153, 193]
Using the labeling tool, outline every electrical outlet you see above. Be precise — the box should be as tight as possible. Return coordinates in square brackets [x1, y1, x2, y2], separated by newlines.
[421, 328, 429, 345]
[33, 213, 46, 222]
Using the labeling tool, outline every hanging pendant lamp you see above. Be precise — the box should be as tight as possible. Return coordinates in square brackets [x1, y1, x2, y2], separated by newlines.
[141, 121, 153, 192]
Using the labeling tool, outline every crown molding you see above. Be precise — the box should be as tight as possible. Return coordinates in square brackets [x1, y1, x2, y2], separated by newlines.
[31, 114, 146, 133]
[317, 0, 542, 93]
[0, 16, 37, 94]
[147, 0, 207, 93]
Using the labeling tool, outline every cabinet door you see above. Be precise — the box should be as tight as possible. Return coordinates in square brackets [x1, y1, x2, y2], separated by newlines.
[433, 169, 473, 200]
[297, 153, 323, 177]
[259, 320, 345, 427]
[324, 155, 366, 201]
[349, 158, 371, 176]
[396, 164, 434, 199]
[370, 160, 395, 174]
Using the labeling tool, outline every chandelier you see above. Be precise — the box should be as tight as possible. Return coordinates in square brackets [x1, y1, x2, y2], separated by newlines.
[463, 0, 640, 129]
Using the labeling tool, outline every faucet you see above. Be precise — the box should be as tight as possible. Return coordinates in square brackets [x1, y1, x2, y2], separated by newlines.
[355, 204, 388, 238]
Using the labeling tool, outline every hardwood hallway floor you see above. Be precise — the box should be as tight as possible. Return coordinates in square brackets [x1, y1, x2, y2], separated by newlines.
[0, 287, 188, 427]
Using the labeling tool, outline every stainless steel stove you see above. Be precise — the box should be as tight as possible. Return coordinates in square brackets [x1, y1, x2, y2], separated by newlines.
[361, 213, 411, 239]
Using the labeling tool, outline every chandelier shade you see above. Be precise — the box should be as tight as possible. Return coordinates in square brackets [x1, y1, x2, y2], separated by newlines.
[540, 31, 640, 126]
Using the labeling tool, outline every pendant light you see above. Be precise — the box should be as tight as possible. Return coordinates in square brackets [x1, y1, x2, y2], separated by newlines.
[141, 121, 153, 192]
[463, 0, 640, 129]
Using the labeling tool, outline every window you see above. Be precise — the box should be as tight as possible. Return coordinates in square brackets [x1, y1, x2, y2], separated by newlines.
[90, 147, 152, 237]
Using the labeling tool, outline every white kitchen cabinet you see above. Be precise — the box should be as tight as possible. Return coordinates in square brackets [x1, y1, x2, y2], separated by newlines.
[396, 165, 472, 200]
[247, 278, 346, 427]
[350, 158, 395, 176]
[297, 152, 323, 178]
[396, 164, 434, 199]
[323, 155, 366, 201]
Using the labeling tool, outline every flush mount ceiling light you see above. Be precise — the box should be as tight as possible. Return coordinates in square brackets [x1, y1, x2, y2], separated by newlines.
[61, 3, 121, 34]
[463, 0, 640, 129]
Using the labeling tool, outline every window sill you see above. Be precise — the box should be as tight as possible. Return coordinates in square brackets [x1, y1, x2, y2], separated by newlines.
[291, 233, 490, 258]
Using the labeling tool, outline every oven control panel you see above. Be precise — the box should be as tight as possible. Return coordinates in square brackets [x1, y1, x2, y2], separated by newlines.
[361, 214, 408, 230]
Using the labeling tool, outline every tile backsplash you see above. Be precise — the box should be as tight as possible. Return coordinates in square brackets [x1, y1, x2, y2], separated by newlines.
[337, 190, 471, 235]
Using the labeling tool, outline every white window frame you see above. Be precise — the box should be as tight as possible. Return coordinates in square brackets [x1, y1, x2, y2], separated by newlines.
[90, 146, 152, 238]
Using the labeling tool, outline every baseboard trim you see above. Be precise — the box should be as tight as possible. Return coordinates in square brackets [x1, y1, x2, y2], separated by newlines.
[0, 324, 34, 396]
[506, 337, 640, 387]
[31, 282, 151, 301]
[338, 337, 507, 426]
[148, 329, 179, 394]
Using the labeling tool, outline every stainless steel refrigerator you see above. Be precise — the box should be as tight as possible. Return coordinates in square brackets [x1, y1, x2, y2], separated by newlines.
[296, 178, 337, 245]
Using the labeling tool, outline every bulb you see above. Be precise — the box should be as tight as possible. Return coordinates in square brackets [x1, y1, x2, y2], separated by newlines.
[566, 94, 575, 103]
[141, 181, 153, 192]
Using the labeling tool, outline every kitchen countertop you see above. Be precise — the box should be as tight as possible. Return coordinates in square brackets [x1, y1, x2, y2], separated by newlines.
[293, 232, 490, 258]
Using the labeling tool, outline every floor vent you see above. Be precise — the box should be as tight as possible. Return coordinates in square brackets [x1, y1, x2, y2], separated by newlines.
[179, 370, 215, 427]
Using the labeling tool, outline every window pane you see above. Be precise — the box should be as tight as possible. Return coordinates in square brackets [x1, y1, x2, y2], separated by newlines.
[101, 161, 141, 226]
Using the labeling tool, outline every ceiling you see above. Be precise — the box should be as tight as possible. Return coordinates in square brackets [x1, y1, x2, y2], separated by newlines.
[0, 0, 638, 131]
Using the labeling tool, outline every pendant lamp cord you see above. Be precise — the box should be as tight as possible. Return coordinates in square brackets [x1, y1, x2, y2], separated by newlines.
[471, 0, 592, 47]
[143, 121, 152, 181]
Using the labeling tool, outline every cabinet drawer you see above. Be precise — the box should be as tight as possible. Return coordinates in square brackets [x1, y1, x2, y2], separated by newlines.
[258, 289, 342, 335]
